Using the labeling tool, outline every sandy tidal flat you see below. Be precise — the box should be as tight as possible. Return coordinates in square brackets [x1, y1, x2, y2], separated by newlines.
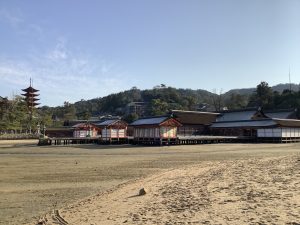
[1, 142, 300, 224]
[38, 155, 300, 225]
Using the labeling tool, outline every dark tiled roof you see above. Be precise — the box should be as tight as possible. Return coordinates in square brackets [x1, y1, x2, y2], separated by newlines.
[273, 118, 300, 127]
[22, 86, 39, 92]
[72, 123, 98, 128]
[72, 123, 85, 128]
[95, 119, 119, 126]
[130, 117, 169, 126]
[171, 110, 219, 115]
[265, 110, 296, 119]
[66, 120, 102, 126]
[211, 119, 276, 128]
[171, 110, 219, 125]
[216, 110, 258, 122]
[212, 118, 300, 128]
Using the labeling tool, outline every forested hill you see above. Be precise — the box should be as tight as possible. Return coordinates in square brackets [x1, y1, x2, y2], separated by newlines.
[224, 83, 300, 97]
[36, 86, 219, 123]
[1, 82, 300, 130]
[72, 87, 216, 118]
[39, 83, 299, 122]
[72, 84, 299, 117]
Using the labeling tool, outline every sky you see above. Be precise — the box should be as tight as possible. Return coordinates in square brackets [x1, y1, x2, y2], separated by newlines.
[0, 0, 299, 106]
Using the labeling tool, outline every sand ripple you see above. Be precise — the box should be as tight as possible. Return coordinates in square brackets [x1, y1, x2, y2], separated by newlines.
[36, 155, 300, 225]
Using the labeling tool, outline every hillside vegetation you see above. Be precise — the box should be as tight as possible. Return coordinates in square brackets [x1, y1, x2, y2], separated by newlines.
[0, 82, 299, 131]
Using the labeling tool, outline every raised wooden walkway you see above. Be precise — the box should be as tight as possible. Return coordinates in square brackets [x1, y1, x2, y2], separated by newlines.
[177, 135, 254, 144]
[39, 135, 256, 146]
[38, 134, 300, 146]
[38, 137, 99, 146]
[38, 137, 131, 146]
[256, 137, 300, 143]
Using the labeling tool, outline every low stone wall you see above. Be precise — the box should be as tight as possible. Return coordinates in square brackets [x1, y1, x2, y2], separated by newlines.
[0, 134, 39, 140]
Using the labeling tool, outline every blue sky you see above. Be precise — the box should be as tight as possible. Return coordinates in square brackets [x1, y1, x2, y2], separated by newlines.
[0, 0, 299, 106]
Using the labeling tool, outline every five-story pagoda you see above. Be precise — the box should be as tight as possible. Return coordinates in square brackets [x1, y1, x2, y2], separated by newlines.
[21, 79, 40, 133]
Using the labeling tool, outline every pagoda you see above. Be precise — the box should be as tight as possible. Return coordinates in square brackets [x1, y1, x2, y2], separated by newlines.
[21, 79, 40, 132]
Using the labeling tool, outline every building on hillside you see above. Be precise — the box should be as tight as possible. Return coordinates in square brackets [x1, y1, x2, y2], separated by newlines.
[72, 123, 100, 138]
[130, 116, 182, 145]
[171, 110, 219, 136]
[210, 108, 300, 142]
[94, 119, 128, 143]
[125, 102, 148, 117]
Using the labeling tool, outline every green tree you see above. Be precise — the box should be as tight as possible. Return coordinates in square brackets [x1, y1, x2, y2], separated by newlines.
[0, 97, 10, 130]
[256, 81, 273, 108]
[123, 113, 139, 123]
[149, 99, 169, 116]
[0, 96, 28, 132]
[248, 81, 273, 109]
[63, 101, 77, 120]
[37, 108, 53, 127]
[211, 89, 224, 111]
[226, 93, 248, 110]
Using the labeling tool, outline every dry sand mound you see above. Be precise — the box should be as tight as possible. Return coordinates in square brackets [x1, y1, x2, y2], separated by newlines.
[35, 155, 300, 225]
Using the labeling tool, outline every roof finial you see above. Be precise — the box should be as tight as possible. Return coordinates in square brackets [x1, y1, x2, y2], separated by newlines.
[30, 78, 32, 87]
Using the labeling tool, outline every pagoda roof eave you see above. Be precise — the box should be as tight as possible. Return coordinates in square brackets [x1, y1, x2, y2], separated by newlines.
[21, 93, 39, 97]
[22, 87, 39, 92]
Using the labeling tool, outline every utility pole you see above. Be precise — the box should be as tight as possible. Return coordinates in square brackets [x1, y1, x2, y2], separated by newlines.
[289, 67, 292, 92]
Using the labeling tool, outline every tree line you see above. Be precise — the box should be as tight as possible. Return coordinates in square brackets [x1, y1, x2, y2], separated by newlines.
[0, 82, 299, 132]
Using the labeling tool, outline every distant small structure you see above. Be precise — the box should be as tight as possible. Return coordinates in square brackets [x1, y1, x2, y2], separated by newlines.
[153, 84, 167, 89]
[125, 102, 148, 117]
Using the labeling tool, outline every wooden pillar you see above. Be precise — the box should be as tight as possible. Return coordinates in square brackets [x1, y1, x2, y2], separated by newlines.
[109, 127, 112, 144]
